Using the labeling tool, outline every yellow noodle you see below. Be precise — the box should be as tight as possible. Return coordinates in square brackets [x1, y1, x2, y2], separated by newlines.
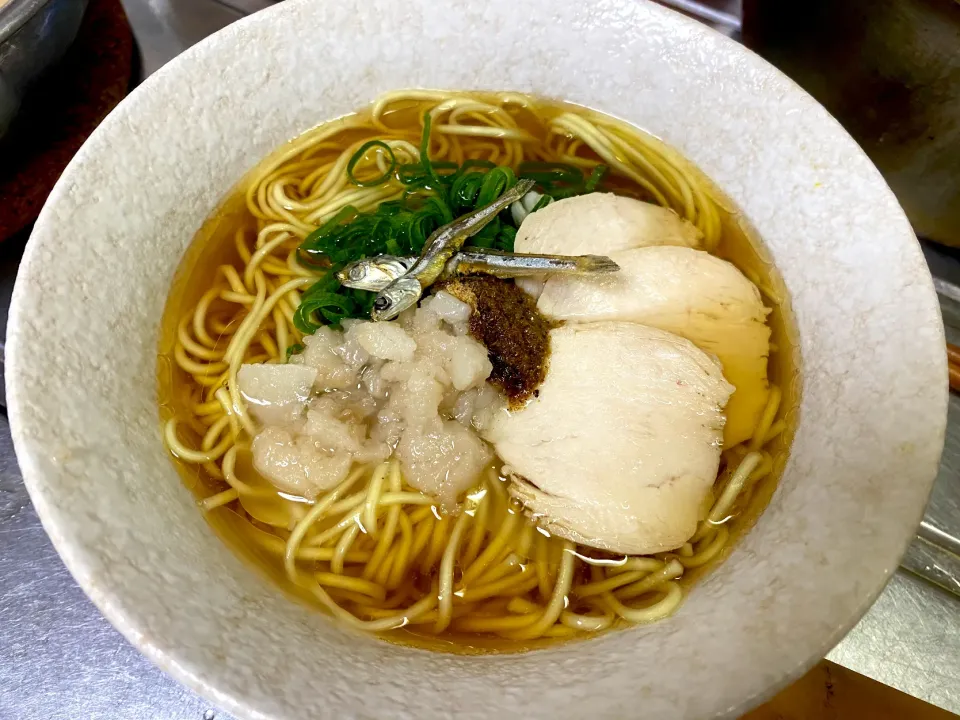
[364, 461, 402, 579]
[460, 509, 520, 587]
[452, 613, 541, 633]
[421, 515, 450, 573]
[763, 419, 787, 445]
[408, 515, 435, 565]
[750, 385, 782, 451]
[709, 452, 763, 524]
[679, 526, 730, 569]
[202, 487, 239, 510]
[331, 523, 361, 575]
[574, 570, 649, 598]
[475, 553, 524, 586]
[614, 560, 684, 602]
[385, 510, 414, 589]
[506, 596, 541, 615]
[560, 609, 615, 632]
[502, 542, 575, 640]
[362, 463, 388, 534]
[461, 488, 490, 568]
[315, 572, 387, 601]
[434, 512, 472, 633]
[250, 523, 371, 563]
[602, 582, 684, 624]
[456, 569, 540, 603]
[285, 470, 365, 580]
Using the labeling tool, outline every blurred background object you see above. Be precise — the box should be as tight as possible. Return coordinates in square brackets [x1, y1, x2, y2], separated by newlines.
[118, 0, 277, 76]
[658, 0, 740, 33]
[741, 0, 960, 247]
[0, 0, 133, 241]
[0, 0, 89, 138]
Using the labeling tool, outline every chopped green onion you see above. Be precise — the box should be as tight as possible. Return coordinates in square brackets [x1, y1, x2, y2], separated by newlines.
[585, 164, 608, 192]
[531, 195, 553, 212]
[496, 225, 518, 252]
[517, 162, 584, 189]
[294, 118, 605, 330]
[476, 167, 517, 207]
[420, 112, 444, 189]
[346, 140, 396, 187]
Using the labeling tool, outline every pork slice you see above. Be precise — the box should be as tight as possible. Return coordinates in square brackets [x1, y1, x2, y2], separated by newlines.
[536, 245, 770, 447]
[484, 321, 732, 555]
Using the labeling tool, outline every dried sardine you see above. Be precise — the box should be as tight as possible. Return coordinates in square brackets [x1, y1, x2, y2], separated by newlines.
[339, 249, 619, 292]
[370, 179, 536, 320]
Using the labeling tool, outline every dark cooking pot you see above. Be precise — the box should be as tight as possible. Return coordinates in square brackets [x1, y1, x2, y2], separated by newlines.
[0, 0, 88, 138]
[742, 0, 960, 246]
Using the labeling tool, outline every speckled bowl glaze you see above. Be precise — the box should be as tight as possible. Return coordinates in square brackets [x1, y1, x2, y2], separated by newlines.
[5, 0, 946, 718]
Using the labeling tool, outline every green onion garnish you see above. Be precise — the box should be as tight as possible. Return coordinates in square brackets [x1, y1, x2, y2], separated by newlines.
[293, 120, 609, 330]
[346, 140, 396, 187]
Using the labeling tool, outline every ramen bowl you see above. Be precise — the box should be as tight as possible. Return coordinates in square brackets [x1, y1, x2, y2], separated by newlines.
[5, 0, 946, 718]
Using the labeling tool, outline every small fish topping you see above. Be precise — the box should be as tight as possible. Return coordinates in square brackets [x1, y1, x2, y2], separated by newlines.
[340, 249, 619, 292]
[454, 249, 619, 278]
[370, 179, 536, 321]
[336, 255, 415, 291]
[371, 277, 422, 321]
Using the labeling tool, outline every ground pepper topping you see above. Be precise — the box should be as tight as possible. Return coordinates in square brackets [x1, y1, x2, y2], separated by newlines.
[439, 276, 552, 408]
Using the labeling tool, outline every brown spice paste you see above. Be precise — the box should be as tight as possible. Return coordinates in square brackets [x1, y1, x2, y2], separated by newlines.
[439, 276, 551, 408]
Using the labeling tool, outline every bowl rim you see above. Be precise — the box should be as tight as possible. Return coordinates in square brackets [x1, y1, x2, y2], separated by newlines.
[5, 0, 946, 718]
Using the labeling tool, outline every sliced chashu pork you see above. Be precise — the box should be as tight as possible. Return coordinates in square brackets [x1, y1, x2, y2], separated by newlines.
[513, 193, 703, 299]
[535, 245, 770, 447]
[484, 321, 733, 555]
[515, 192, 703, 255]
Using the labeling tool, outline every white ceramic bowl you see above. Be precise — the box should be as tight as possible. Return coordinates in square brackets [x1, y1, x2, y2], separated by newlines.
[6, 1, 946, 718]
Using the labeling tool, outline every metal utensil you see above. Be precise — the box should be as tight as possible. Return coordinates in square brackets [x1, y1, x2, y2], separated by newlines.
[0, 0, 89, 138]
